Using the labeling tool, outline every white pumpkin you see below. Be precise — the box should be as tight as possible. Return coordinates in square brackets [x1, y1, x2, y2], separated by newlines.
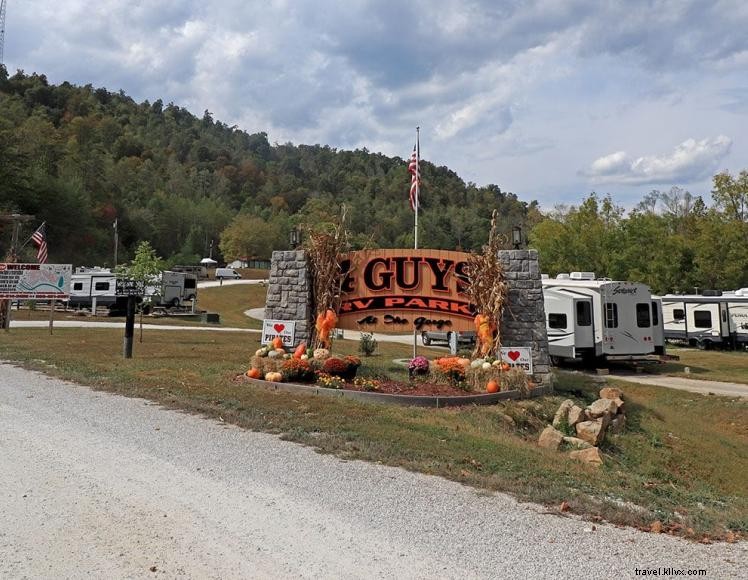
[470, 359, 485, 369]
[300, 354, 309, 360]
[482, 362, 492, 370]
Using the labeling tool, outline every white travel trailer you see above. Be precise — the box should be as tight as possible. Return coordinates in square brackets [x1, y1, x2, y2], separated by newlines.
[657, 290, 748, 349]
[542, 272, 659, 364]
[151, 271, 198, 307]
[69, 267, 125, 312]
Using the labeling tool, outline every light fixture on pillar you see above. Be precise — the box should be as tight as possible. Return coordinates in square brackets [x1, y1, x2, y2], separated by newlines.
[290, 227, 301, 249]
[512, 226, 522, 250]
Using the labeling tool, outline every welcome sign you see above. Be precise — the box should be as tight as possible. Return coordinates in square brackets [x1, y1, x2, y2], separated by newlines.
[337, 249, 477, 333]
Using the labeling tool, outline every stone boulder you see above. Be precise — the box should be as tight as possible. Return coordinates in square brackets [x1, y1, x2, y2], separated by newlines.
[587, 398, 617, 419]
[562, 436, 593, 449]
[538, 426, 565, 451]
[552, 399, 574, 429]
[567, 405, 586, 427]
[576, 419, 606, 446]
[569, 447, 603, 466]
[600, 387, 623, 400]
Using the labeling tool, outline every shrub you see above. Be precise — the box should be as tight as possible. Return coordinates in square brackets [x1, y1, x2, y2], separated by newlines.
[323, 357, 351, 374]
[408, 356, 430, 375]
[281, 358, 316, 382]
[358, 332, 378, 356]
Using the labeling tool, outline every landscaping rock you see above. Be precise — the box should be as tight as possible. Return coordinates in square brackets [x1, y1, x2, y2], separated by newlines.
[569, 447, 603, 466]
[600, 387, 623, 400]
[576, 419, 606, 446]
[552, 399, 574, 428]
[587, 398, 617, 419]
[568, 405, 586, 427]
[608, 414, 627, 434]
[538, 426, 565, 451]
[562, 436, 592, 449]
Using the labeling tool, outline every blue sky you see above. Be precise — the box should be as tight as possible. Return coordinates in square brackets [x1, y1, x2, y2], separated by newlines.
[5, 0, 747, 208]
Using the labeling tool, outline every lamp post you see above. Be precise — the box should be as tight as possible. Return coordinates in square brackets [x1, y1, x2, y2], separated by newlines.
[512, 226, 522, 250]
[290, 227, 301, 249]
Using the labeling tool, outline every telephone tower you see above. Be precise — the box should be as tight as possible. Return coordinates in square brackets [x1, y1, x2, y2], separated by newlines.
[0, 0, 6, 66]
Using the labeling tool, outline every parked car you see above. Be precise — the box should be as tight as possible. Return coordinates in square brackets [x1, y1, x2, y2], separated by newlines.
[215, 267, 242, 280]
[421, 330, 476, 346]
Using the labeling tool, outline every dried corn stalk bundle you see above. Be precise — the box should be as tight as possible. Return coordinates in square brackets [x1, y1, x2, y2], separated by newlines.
[465, 210, 508, 358]
[303, 207, 349, 349]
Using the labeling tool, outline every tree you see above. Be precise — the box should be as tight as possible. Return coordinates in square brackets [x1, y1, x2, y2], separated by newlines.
[116, 241, 164, 342]
[219, 215, 280, 261]
[712, 170, 748, 223]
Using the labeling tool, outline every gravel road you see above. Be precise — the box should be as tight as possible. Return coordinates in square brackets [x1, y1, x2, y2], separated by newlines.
[1, 363, 744, 579]
[608, 373, 748, 398]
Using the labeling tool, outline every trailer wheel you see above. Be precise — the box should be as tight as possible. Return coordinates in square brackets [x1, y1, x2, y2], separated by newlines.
[697, 339, 712, 351]
[170, 297, 180, 308]
[421, 332, 431, 346]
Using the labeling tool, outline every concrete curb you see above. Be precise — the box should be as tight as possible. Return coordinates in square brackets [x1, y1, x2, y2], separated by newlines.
[240, 377, 551, 407]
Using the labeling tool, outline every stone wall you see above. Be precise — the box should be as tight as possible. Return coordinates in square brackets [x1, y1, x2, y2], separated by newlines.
[264, 250, 313, 348]
[265, 248, 552, 388]
[497, 249, 552, 388]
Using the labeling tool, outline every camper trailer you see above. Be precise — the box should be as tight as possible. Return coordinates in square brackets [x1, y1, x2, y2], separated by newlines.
[658, 290, 748, 349]
[69, 268, 126, 312]
[542, 272, 659, 364]
[151, 271, 198, 307]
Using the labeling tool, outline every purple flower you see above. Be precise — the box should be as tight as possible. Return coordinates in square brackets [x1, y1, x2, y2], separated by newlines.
[408, 356, 430, 373]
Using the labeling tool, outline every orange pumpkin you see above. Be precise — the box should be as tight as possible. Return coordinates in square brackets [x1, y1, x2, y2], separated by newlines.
[293, 342, 307, 359]
[246, 367, 261, 379]
[272, 337, 284, 350]
[500, 362, 510, 371]
[486, 380, 500, 393]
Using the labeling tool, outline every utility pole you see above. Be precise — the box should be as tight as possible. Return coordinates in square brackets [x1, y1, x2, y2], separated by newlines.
[0, 0, 7, 67]
[0, 213, 34, 330]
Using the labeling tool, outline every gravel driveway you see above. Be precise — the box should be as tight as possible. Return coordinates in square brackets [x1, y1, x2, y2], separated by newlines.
[0, 363, 744, 579]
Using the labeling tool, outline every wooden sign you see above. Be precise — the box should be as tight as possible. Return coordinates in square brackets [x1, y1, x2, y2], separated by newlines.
[337, 249, 476, 333]
[0, 263, 71, 299]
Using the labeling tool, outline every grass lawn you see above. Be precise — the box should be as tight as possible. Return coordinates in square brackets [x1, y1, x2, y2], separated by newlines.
[0, 327, 745, 540]
[197, 284, 268, 329]
[650, 347, 748, 384]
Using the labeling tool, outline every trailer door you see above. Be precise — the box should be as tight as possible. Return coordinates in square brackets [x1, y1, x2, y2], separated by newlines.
[574, 299, 594, 349]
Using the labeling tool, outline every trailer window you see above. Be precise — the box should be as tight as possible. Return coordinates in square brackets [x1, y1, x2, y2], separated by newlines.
[651, 301, 659, 326]
[636, 303, 651, 327]
[94, 282, 110, 291]
[576, 302, 591, 326]
[604, 303, 618, 328]
[673, 308, 685, 321]
[184, 278, 196, 289]
[73, 282, 83, 291]
[693, 311, 712, 328]
[548, 313, 567, 329]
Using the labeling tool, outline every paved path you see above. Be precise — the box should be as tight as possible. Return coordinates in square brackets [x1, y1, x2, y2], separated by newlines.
[0, 363, 744, 579]
[608, 373, 748, 398]
[198, 279, 267, 289]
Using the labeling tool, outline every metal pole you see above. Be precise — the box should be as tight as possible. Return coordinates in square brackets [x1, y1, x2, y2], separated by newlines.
[123, 295, 136, 358]
[113, 219, 118, 268]
[413, 126, 420, 359]
[49, 298, 55, 334]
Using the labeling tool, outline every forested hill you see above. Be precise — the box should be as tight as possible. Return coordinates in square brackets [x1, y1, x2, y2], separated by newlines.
[0, 67, 534, 266]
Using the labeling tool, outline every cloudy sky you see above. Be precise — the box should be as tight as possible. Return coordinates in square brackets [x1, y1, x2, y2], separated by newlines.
[5, 1, 748, 207]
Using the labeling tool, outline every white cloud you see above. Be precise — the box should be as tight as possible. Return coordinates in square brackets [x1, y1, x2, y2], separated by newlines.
[583, 136, 732, 185]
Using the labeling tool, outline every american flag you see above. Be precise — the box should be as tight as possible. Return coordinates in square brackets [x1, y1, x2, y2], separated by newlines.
[408, 145, 419, 211]
[31, 222, 48, 264]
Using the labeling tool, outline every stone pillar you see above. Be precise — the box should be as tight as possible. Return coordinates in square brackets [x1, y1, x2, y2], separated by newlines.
[498, 249, 553, 389]
[264, 250, 313, 347]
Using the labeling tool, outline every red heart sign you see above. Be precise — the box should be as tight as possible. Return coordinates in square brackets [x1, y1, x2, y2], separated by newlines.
[273, 323, 285, 333]
[507, 350, 521, 361]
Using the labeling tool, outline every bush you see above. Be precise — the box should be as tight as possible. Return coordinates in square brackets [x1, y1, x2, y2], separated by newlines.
[358, 332, 378, 356]
[281, 358, 316, 382]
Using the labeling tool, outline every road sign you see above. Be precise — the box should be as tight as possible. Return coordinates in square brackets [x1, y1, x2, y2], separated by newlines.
[0, 263, 71, 299]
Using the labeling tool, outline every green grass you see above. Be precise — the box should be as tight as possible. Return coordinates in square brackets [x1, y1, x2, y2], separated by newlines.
[651, 347, 748, 384]
[197, 284, 268, 329]
[0, 328, 745, 540]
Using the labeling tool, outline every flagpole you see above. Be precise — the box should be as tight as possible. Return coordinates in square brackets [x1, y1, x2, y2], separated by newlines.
[113, 219, 119, 268]
[413, 126, 420, 358]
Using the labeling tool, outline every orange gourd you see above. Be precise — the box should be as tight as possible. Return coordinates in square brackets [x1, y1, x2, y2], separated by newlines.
[486, 380, 500, 393]
[500, 362, 510, 371]
[293, 342, 307, 359]
[272, 337, 284, 350]
[246, 367, 261, 379]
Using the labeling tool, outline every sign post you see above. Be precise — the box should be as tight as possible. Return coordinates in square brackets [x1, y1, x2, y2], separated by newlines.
[116, 278, 145, 359]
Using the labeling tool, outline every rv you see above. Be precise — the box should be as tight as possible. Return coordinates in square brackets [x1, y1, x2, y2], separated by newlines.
[657, 290, 748, 349]
[150, 271, 198, 307]
[69, 268, 127, 313]
[542, 272, 659, 364]
[69, 268, 198, 312]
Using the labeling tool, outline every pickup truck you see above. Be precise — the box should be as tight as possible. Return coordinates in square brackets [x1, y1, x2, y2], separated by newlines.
[420, 330, 476, 346]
